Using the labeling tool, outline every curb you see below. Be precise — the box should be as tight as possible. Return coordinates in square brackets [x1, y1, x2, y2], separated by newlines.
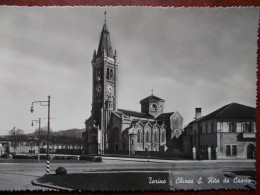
[32, 177, 73, 191]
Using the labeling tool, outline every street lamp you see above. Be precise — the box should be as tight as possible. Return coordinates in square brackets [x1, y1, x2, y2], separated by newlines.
[30, 96, 51, 174]
[32, 118, 41, 162]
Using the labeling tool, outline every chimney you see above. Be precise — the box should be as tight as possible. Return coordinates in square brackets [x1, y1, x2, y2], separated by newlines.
[195, 108, 202, 119]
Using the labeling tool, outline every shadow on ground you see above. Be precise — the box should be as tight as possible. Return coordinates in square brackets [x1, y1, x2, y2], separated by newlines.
[37, 172, 168, 191]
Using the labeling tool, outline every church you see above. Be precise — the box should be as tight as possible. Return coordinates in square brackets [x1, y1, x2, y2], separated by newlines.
[82, 16, 183, 155]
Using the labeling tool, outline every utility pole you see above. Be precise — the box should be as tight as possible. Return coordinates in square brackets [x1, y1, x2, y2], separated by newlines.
[13, 126, 16, 154]
[38, 118, 41, 161]
[30, 95, 51, 174]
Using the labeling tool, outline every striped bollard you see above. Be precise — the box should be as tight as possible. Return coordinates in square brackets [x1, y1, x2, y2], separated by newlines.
[46, 159, 50, 174]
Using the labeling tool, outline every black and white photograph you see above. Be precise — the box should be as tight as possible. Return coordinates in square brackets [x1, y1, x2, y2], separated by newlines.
[0, 7, 258, 191]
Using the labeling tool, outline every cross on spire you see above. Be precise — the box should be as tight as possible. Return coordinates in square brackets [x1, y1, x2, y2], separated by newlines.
[104, 10, 107, 23]
[151, 89, 154, 95]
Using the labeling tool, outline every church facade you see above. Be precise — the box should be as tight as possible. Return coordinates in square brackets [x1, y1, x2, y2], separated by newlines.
[82, 19, 183, 155]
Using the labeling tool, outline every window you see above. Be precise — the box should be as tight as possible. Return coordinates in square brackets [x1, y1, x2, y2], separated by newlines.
[226, 145, 231, 156]
[206, 124, 208, 134]
[243, 122, 254, 133]
[154, 130, 158, 142]
[229, 122, 236, 132]
[226, 145, 237, 156]
[110, 69, 113, 80]
[161, 131, 165, 143]
[96, 69, 101, 81]
[145, 130, 150, 142]
[140, 129, 144, 143]
[199, 126, 202, 134]
[232, 145, 237, 156]
[106, 68, 109, 79]
[137, 129, 141, 143]
[211, 124, 214, 133]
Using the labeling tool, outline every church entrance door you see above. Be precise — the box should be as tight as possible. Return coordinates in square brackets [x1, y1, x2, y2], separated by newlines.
[89, 135, 98, 154]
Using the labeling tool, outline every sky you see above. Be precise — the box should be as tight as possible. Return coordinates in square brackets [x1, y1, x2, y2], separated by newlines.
[0, 7, 258, 135]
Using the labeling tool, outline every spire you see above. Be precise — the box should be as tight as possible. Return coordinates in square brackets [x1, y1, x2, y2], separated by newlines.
[97, 12, 113, 58]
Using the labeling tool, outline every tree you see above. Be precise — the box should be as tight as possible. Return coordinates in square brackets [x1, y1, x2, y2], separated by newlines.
[33, 126, 53, 136]
[8, 127, 25, 153]
[9, 128, 24, 136]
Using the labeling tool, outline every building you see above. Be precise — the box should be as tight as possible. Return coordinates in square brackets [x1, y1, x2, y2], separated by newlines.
[82, 17, 183, 155]
[182, 103, 256, 160]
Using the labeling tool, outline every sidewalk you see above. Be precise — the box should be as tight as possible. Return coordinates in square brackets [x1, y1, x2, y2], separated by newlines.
[102, 156, 256, 163]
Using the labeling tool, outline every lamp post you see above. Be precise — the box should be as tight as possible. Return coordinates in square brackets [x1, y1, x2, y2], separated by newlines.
[30, 96, 50, 174]
[147, 143, 150, 162]
[32, 118, 41, 161]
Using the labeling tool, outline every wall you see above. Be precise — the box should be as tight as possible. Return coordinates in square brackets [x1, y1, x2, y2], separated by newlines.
[216, 132, 255, 159]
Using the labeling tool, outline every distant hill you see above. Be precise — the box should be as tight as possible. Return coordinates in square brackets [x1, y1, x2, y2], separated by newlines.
[54, 128, 85, 138]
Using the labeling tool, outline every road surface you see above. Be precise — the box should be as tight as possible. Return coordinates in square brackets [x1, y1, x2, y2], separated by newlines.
[0, 158, 256, 191]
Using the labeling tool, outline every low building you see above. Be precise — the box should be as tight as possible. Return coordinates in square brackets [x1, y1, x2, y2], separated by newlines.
[183, 103, 256, 160]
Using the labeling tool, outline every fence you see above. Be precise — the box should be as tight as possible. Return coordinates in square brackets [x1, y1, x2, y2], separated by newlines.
[134, 151, 193, 160]
[40, 148, 83, 155]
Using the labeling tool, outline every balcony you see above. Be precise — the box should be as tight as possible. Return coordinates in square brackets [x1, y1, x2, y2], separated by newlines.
[241, 132, 256, 139]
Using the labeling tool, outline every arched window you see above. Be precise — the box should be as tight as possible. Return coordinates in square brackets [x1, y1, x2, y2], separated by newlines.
[110, 69, 113, 79]
[137, 129, 141, 143]
[161, 131, 165, 143]
[146, 130, 150, 143]
[154, 130, 158, 142]
[107, 68, 110, 79]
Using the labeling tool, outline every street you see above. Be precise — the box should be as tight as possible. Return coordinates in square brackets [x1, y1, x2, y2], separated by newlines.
[0, 158, 256, 191]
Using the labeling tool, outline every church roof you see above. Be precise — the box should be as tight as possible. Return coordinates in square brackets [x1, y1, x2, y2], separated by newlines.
[97, 22, 114, 58]
[114, 111, 123, 118]
[118, 109, 154, 119]
[156, 112, 175, 120]
[140, 94, 165, 104]
[188, 102, 256, 125]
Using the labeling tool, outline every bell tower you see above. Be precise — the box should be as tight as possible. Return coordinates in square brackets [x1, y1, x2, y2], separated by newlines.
[91, 14, 119, 129]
